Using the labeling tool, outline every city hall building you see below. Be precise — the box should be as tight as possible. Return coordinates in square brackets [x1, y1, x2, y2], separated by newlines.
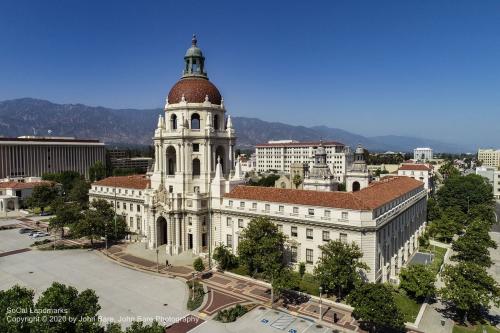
[89, 36, 427, 282]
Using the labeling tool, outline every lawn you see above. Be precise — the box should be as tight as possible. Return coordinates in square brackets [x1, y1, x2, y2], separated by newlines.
[393, 291, 420, 323]
[419, 245, 447, 274]
[453, 324, 500, 333]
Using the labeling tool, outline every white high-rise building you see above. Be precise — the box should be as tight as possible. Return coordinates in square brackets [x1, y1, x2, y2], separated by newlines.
[413, 147, 433, 161]
[256, 141, 352, 182]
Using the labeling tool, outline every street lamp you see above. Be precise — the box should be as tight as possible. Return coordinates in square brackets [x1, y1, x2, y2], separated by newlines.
[319, 286, 323, 322]
[156, 248, 159, 272]
[191, 272, 196, 301]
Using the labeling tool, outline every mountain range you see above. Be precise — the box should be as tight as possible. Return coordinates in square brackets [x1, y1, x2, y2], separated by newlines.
[0, 98, 471, 153]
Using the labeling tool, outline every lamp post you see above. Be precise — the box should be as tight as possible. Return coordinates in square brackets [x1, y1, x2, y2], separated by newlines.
[319, 286, 323, 322]
[156, 248, 159, 272]
[152, 197, 157, 249]
[191, 272, 196, 301]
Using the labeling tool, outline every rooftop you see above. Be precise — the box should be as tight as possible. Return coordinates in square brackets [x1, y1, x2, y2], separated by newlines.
[399, 164, 432, 171]
[0, 181, 53, 190]
[92, 175, 151, 190]
[225, 176, 423, 211]
[256, 141, 344, 148]
[0, 136, 102, 143]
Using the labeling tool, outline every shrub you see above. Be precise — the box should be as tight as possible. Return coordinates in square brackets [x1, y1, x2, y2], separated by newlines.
[298, 262, 306, 279]
[214, 304, 248, 322]
[193, 257, 205, 272]
[186, 281, 204, 311]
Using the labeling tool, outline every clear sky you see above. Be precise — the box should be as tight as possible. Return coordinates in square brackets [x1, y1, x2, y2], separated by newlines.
[1, 0, 499, 146]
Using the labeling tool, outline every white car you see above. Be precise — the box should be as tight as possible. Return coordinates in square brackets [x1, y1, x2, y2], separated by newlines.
[31, 232, 49, 239]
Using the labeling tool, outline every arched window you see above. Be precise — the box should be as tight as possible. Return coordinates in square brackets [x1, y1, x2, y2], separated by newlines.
[171, 114, 177, 130]
[192, 158, 200, 176]
[166, 146, 176, 175]
[213, 114, 219, 130]
[191, 113, 200, 130]
[280, 182, 287, 188]
[352, 181, 361, 192]
[215, 146, 225, 173]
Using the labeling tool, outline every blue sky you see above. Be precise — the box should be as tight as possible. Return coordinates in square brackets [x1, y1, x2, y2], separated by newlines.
[1, 0, 499, 146]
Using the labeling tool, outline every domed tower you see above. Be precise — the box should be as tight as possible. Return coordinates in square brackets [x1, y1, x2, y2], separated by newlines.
[303, 142, 338, 191]
[345, 144, 371, 192]
[148, 35, 236, 255]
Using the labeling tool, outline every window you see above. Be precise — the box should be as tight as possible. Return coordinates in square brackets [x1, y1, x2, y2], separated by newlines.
[228, 200, 233, 207]
[193, 143, 199, 152]
[188, 217, 192, 226]
[306, 228, 313, 239]
[191, 113, 200, 129]
[226, 234, 233, 248]
[322, 230, 330, 241]
[136, 217, 141, 230]
[117, 202, 120, 209]
[226, 217, 232, 227]
[341, 212, 348, 220]
[190, 158, 201, 176]
[252, 202, 257, 209]
[293, 207, 299, 214]
[290, 246, 297, 263]
[306, 249, 313, 264]
[339, 233, 347, 243]
[308, 208, 314, 216]
[130, 203, 133, 211]
[277, 224, 283, 232]
[324, 210, 331, 218]
[169, 185, 173, 193]
[171, 114, 177, 130]
[136, 205, 140, 212]
[279, 205, 284, 212]
[240, 201, 245, 208]
[213, 114, 220, 130]
[265, 204, 270, 212]
[291, 226, 298, 237]
[238, 219, 244, 228]
[129, 216, 134, 226]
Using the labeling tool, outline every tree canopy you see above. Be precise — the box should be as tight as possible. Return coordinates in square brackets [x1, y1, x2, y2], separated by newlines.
[89, 161, 106, 182]
[313, 240, 369, 299]
[399, 264, 436, 301]
[347, 283, 405, 333]
[237, 217, 286, 277]
[26, 184, 59, 212]
[212, 244, 237, 270]
[440, 262, 500, 322]
[451, 220, 497, 267]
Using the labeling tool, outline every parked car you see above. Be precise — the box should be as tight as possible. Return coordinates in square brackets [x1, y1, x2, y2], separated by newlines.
[39, 211, 52, 216]
[19, 228, 33, 234]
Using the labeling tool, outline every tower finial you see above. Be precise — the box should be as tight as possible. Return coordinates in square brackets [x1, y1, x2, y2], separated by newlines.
[192, 34, 197, 46]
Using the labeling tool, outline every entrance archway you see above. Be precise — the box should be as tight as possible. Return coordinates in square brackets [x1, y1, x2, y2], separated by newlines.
[352, 181, 361, 192]
[156, 216, 168, 246]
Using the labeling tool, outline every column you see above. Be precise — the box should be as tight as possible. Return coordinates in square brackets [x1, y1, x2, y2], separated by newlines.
[167, 216, 174, 255]
[174, 215, 181, 254]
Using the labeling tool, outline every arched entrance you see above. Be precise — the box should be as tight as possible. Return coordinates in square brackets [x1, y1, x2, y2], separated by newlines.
[352, 181, 361, 192]
[156, 216, 168, 246]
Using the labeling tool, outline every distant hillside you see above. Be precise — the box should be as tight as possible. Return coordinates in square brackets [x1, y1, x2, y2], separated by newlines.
[0, 98, 470, 153]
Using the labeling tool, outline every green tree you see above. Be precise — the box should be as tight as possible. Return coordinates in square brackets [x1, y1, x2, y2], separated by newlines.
[42, 171, 81, 196]
[426, 197, 441, 222]
[0, 285, 34, 333]
[436, 174, 493, 214]
[418, 232, 430, 248]
[26, 184, 59, 212]
[292, 174, 302, 189]
[468, 204, 496, 226]
[438, 161, 460, 179]
[89, 161, 106, 182]
[399, 264, 436, 301]
[313, 240, 369, 299]
[270, 266, 296, 301]
[49, 202, 83, 238]
[193, 258, 205, 272]
[298, 262, 306, 279]
[69, 178, 91, 208]
[428, 216, 460, 243]
[237, 217, 286, 276]
[212, 244, 237, 270]
[440, 262, 500, 322]
[451, 220, 497, 267]
[33, 282, 101, 333]
[347, 283, 405, 333]
[124, 321, 165, 333]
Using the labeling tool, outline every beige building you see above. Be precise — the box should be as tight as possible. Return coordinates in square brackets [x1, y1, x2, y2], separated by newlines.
[89, 37, 428, 283]
[397, 164, 434, 192]
[0, 136, 105, 179]
[0, 180, 53, 214]
[256, 140, 352, 182]
[478, 148, 500, 168]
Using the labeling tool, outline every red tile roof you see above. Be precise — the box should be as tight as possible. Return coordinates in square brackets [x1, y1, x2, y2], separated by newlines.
[225, 176, 423, 211]
[92, 175, 150, 190]
[398, 164, 432, 171]
[0, 181, 53, 189]
[256, 141, 344, 148]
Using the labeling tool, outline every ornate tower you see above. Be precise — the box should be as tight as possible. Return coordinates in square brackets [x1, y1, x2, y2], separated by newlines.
[345, 144, 371, 192]
[303, 142, 338, 192]
[147, 35, 236, 255]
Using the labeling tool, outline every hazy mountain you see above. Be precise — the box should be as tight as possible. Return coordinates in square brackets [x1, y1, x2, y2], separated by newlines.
[0, 98, 471, 153]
